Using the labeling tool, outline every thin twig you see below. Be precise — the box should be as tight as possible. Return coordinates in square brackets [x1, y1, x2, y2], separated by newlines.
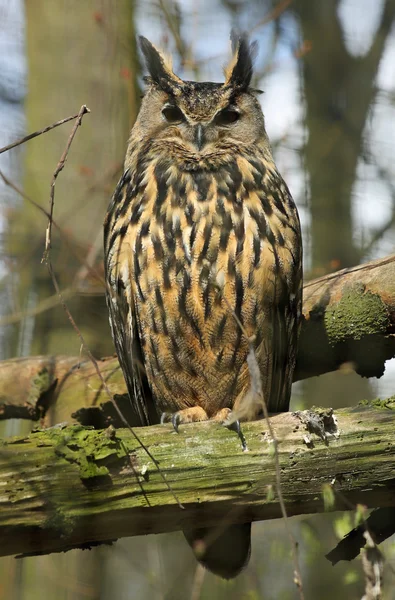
[221, 292, 305, 599]
[0, 288, 75, 327]
[0, 169, 55, 223]
[41, 107, 183, 509]
[195, 0, 293, 67]
[0, 111, 88, 156]
[42, 105, 90, 262]
[158, 0, 186, 59]
[252, 351, 305, 599]
[303, 253, 395, 289]
[0, 169, 104, 318]
[327, 484, 394, 578]
[190, 564, 206, 600]
[361, 532, 383, 600]
[59, 161, 122, 228]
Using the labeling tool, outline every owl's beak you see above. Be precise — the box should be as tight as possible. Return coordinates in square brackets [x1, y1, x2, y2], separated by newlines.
[193, 124, 206, 151]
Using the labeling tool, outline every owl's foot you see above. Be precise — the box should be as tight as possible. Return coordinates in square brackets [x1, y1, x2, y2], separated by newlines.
[212, 408, 248, 452]
[161, 406, 209, 433]
[161, 407, 247, 450]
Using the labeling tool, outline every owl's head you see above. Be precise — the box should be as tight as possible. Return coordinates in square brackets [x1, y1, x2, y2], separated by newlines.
[133, 34, 267, 155]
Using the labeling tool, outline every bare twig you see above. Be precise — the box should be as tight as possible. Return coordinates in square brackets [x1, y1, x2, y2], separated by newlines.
[246, 345, 304, 598]
[195, 0, 293, 68]
[0, 111, 89, 156]
[72, 228, 104, 288]
[60, 160, 122, 226]
[158, 0, 186, 59]
[1, 165, 109, 288]
[303, 253, 395, 289]
[0, 169, 55, 223]
[361, 531, 383, 600]
[325, 486, 394, 581]
[41, 106, 183, 509]
[0, 288, 75, 327]
[0, 168, 104, 326]
[220, 293, 305, 599]
[190, 564, 206, 600]
[42, 105, 91, 261]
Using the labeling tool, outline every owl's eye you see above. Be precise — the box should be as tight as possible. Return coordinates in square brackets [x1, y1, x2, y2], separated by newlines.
[162, 105, 185, 123]
[214, 108, 240, 126]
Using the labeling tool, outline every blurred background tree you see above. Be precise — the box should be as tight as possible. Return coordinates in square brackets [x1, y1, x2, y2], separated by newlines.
[1, 0, 395, 598]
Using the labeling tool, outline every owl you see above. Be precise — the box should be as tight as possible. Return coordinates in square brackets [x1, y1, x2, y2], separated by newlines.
[104, 34, 302, 579]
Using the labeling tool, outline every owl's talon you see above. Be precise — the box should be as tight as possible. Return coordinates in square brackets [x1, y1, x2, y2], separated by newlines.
[226, 419, 248, 452]
[172, 413, 181, 433]
[160, 412, 170, 424]
[160, 411, 180, 431]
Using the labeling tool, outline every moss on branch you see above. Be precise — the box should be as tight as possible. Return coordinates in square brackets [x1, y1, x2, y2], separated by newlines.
[1, 405, 395, 559]
[324, 283, 389, 344]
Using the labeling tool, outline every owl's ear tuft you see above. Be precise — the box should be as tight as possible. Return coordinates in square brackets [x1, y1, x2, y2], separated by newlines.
[139, 36, 183, 93]
[224, 32, 258, 91]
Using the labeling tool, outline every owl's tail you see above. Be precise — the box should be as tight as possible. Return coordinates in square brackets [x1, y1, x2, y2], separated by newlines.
[183, 522, 251, 579]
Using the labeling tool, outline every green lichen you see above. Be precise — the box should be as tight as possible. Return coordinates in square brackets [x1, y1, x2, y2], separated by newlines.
[27, 367, 53, 403]
[359, 397, 395, 409]
[324, 283, 389, 345]
[44, 507, 77, 536]
[34, 425, 127, 482]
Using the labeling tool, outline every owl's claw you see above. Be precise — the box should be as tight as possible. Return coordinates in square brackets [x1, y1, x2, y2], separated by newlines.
[226, 419, 248, 452]
[160, 412, 170, 424]
[172, 413, 181, 433]
[160, 407, 209, 432]
[160, 411, 181, 432]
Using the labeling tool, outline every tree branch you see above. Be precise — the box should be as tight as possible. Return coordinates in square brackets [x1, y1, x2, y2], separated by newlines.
[296, 253, 395, 380]
[0, 404, 394, 559]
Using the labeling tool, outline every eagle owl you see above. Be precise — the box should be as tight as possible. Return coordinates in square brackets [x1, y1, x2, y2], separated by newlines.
[104, 34, 302, 579]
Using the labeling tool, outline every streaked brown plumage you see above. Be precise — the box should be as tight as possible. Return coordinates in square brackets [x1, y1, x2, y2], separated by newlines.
[104, 34, 302, 578]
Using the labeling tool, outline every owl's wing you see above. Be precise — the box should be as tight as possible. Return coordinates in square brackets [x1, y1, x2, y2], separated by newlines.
[267, 260, 302, 413]
[257, 178, 303, 414]
[104, 173, 155, 426]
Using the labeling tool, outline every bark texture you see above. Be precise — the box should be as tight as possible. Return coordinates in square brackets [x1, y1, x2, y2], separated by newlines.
[0, 403, 395, 558]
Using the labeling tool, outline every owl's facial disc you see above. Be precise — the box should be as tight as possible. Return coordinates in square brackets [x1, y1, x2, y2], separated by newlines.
[161, 103, 207, 151]
[138, 33, 261, 154]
